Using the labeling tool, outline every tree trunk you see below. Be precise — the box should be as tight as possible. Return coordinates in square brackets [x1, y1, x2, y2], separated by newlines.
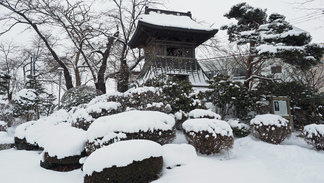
[95, 35, 117, 94]
[117, 59, 130, 93]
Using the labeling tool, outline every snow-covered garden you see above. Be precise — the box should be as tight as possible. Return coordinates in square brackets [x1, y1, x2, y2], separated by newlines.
[1, 86, 324, 183]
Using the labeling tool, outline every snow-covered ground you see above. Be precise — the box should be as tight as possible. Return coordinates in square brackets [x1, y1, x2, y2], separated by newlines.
[1, 131, 324, 183]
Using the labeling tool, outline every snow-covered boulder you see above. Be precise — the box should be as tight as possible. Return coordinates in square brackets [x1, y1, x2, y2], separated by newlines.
[39, 126, 87, 171]
[83, 140, 163, 183]
[250, 114, 291, 144]
[227, 118, 250, 137]
[162, 143, 197, 169]
[302, 124, 324, 150]
[182, 118, 234, 155]
[85, 110, 175, 155]
[188, 109, 221, 119]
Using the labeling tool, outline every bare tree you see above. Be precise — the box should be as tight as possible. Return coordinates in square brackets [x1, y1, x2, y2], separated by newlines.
[0, 0, 74, 90]
[0, 40, 28, 100]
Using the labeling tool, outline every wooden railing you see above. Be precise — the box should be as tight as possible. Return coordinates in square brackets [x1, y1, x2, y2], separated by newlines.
[153, 56, 199, 72]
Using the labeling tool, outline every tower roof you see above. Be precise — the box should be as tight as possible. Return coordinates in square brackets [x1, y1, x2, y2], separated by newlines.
[128, 7, 218, 48]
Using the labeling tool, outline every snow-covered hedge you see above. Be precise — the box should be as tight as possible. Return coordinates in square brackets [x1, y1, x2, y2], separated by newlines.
[250, 114, 291, 144]
[227, 119, 250, 137]
[14, 109, 72, 150]
[182, 118, 234, 155]
[188, 109, 221, 119]
[39, 127, 87, 171]
[0, 121, 7, 131]
[302, 124, 324, 150]
[71, 101, 122, 130]
[83, 140, 163, 183]
[85, 110, 176, 155]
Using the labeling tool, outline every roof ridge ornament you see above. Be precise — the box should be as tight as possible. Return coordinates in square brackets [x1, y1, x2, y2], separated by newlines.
[145, 6, 192, 18]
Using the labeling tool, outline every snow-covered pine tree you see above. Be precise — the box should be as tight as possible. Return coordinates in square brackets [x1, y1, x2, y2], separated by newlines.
[221, 2, 324, 89]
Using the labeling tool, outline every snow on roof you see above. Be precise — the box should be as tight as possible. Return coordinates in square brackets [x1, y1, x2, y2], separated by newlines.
[38, 127, 87, 159]
[83, 139, 163, 176]
[250, 114, 289, 127]
[182, 118, 233, 137]
[140, 11, 216, 31]
[87, 110, 175, 142]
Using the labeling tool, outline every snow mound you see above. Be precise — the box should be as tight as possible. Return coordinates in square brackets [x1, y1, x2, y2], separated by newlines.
[188, 109, 221, 119]
[162, 144, 197, 169]
[83, 140, 163, 176]
[0, 131, 14, 144]
[182, 118, 233, 137]
[38, 126, 87, 159]
[250, 114, 289, 127]
[87, 110, 175, 142]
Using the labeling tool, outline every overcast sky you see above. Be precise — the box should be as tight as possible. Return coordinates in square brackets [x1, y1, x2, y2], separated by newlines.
[164, 0, 324, 43]
[0, 0, 323, 44]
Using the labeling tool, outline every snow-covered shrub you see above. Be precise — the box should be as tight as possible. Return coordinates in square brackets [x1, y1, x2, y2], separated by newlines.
[174, 110, 188, 130]
[124, 87, 172, 113]
[189, 109, 221, 119]
[205, 74, 255, 119]
[85, 111, 176, 155]
[302, 124, 324, 150]
[145, 75, 206, 113]
[60, 85, 103, 111]
[71, 102, 123, 130]
[13, 89, 39, 121]
[14, 109, 72, 150]
[250, 114, 291, 144]
[0, 103, 15, 127]
[39, 127, 87, 171]
[227, 119, 250, 137]
[83, 140, 163, 183]
[182, 118, 234, 155]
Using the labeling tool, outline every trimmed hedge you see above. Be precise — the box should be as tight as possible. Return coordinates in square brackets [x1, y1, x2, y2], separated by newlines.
[86, 128, 175, 155]
[40, 151, 87, 171]
[14, 137, 39, 150]
[84, 156, 163, 183]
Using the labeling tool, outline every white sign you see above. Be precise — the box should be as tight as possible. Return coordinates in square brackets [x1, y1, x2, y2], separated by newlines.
[273, 100, 288, 116]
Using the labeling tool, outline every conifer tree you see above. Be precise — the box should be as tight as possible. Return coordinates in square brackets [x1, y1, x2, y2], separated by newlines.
[221, 2, 324, 89]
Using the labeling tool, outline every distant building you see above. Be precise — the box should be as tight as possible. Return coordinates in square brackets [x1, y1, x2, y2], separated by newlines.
[128, 7, 218, 87]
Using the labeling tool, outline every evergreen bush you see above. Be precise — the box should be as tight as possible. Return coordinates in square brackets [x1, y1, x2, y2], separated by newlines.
[205, 75, 254, 119]
[227, 119, 250, 137]
[60, 85, 103, 111]
[302, 124, 324, 150]
[250, 114, 291, 144]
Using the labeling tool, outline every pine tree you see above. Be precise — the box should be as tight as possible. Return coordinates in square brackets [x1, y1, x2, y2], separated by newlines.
[221, 2, 324, 89]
